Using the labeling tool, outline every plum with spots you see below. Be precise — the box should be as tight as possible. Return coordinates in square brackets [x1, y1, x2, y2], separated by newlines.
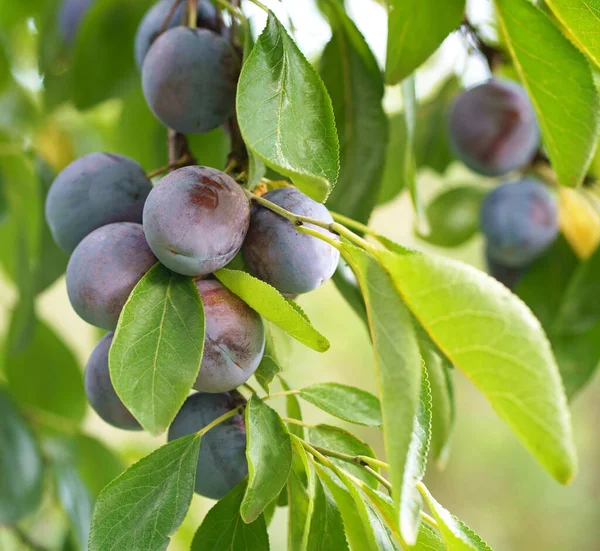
[58, 0, 96, 45]
[142, 26, 239, 133]
[480, 178, 558, 267]
[448, 80, 539, 176]
[66, 222, 157, 330]
[84, 333, 140, 430]
[143, 166, 249, 276]
[242, 187, 340, 295]
[134, 0, 219, 69]
[168, 391, 247, 499]
[194, 280, 264, 393]
[45, 153, 152, 253]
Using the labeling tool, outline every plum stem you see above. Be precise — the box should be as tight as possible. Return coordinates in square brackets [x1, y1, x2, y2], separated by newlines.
[146, 153, 193, 179]
[420, 511, 439, 531]
[264, 389, 300, 400]
[247, 0, 269, 13]
[159, 0, 185, 35]
[196, 406, 244, 437]
[187, 0, 196, 28]
[214, 0, 247, 22]
[308, 443, 390, 472]
[281, 417, 316, 428]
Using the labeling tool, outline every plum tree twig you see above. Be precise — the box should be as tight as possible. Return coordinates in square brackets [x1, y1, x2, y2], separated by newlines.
[247, 0, 269, 13]
[281, 416, 316, 428]
[159, 0, 185, 35]
[308, 443, 390, 471]
[196, 405, 244, 438]
[187, 0, 196, 28]
[264, 388, 300, 400]
[146, 153, 193, 178]
[213, 0, 247, 23]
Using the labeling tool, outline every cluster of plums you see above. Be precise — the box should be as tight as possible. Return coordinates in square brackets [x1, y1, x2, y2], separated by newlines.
[449, 79, 558, 288]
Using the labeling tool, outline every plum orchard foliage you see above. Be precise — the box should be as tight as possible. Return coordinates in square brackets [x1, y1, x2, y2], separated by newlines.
[0, 0, 599, 550]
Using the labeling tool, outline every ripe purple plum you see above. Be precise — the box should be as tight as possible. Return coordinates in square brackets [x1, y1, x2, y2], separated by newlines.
[449, 80, 539, 176]
[143, 166, 249, 276]
[66, 222, 157, 330]
[142, 26, 239, 133]
[194, 280, 264, 393]
[242, 188, 340, 295]
[168, 391, 247, 499]
[84, 333, 140, 430]
[45, 153, 152, 253]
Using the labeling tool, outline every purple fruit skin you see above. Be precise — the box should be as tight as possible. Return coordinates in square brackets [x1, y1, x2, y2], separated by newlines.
[84, 333, 140, 430]
[480, 178, 558, 267]
[45, 153, 152, 253]
[58, 0, 96, 45]
[168, 391, 247, 499]
[141, 26, 239, 133]
[66, 222, 157, 330]
[194, 280, 265, 393]
[134, 0, 219, 69]
[143, 166, 250, 276]
[449, 79, 540, 176]
[242, 188, 341, 295]
[485, 246, 527, 291]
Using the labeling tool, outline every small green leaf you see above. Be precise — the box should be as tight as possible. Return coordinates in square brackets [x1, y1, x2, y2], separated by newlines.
[376, 247, 577, 484]
[255, 324, 284, 394]
[309, 424, 379, 488]
[319, 2, 388, 222]
[418, 187, 486, 248]
[545, 0, 600, 68]
[6, 318, 86, 423]
[288, 441, 311, 551]
[89, 435, 201, 551]
[307, 474, 349, 551]
[110, 263, 205, 435]
[191, 482, 269, 551]
[418, 484, 493, 550]
[299, 382, 382, 427]
[237, 12, 339, 202]
[415, 524, 446, 550]
[386, 0, 466, 84]
[495, 0, 600, 187]
[341, 244, 422, 541]
[0, 388, 44, 523]
[242, 395, 293, 523]
[215, 268, 330, 352]
[280, 377, 305, 439]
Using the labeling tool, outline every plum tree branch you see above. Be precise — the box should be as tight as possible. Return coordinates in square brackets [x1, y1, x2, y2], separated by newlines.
[146, 153, 194, 178]
[196, 405, 244, 437]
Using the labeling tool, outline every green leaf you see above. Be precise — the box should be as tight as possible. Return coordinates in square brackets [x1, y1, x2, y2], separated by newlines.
[375, 247, 577, 484]
[299, 382, 382, 427]
[0, 388, 44, 523]
[418, 484, 493, 550]
[386, 0, 466, 84]
[545, 0, 600, 68]
[332, 262, 368, 326]
[191, 482, 269, 551]
[72, 435, 124, 498]
[236, 12, 339, 202]
[280, 376, 305, 439]
[215, 268, 330, 352]
[53, 463, 93, 551]
[415, 524, 446, 550]
[109, 263, 205, 435]
[495, 0, 600, 187]
[309, 424, 379, 488]
[418, 187, 486, 248]
[70, 0, 150, 109]
[242, 394, 293, 523]
[89, 435, 201, 551]
[5, 317, 86, 423]
[255, 324, 284, 394]
[307, 474, 349, 551]
[319, 2, 388, 222]
[421, 340, 455, 467]
[288, 442, 311, 551]
[341, 244, 422, 540]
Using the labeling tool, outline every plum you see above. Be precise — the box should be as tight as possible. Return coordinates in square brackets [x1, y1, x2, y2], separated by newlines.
[45, 153, 152, 253]
[194, 280, 264, 393]
[134, 0, 219, 69]
[485, 246, 527, 291]
[480, 178, 558, 267]
[84, 333, 140, 430]
[141, 26, 239, 133]
[143, 166, 249, 276]
[58, 0, 96, 45]
[168, 391, 247, 500]
[66, 222, 157, 330]
[242, 188, 340, 295]
[448, 79, 539, 176]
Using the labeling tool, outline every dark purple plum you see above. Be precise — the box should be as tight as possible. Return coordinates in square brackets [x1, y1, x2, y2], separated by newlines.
[143, 166, 249, 276]
[449, 79, 539, 176]
[134, 0, 219, 69]
[485, 246, 528, 291]
[194, 280, 264, 393]
[168, 391, 247, 500]
[45, 153, 152, 253]
[242, 188, 340, 295]
[142, 26, 239, 133]
[480, 178, 558, 267]
[66, 222, 157, 330]
[58, 0, 96, 45]
[84, 333, 140, 430]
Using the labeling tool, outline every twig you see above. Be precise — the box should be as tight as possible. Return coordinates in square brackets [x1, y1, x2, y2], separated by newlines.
[159, 0, 185, 35]
[214, 0, 247, 22]
[146, 153, 193, 178]
[196, 405, 244, 437]
[247, 0, 269, 12]
[281, 417, 316, 428]
[308, 443, 390, 471]
[188, 0, 197, 28]
[460, 19, 503, 72]
[420, 511, 439, 530]
[167, 129, 196, 167]
[263, 389, 300, 400]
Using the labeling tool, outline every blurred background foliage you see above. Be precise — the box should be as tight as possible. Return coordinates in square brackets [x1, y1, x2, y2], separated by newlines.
[0, 0, 599, 550]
